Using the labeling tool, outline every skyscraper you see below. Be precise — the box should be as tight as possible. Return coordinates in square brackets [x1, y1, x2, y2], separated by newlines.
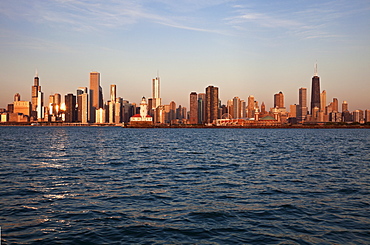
[152, 76, 161, 109]
[77, 87, 88, 123]
[332, 98, 338, 112]
[110, 84, 116, 102]
[169, 101, 176, 122]
[49, 94, 55, 116]
[274, 91, 284, 108]
[189, 92, 198, 124]
[365, 110, 370, 123]
[320, 90, 326, 112]
[241, 100, 247, 118]
[31, 71, 41, 120]
[247, 95, 255, 118]
[260, 102, 266, 116]
[298, 87, 308, 122]
[311, 64, 321, 115]
[109, 84, 117, 124]
[205, 85, 219, 124]
[54, 93, 61, 116]
[65, 93, 76, 122]
[198, 93, 206, 124]
[232, 96, 241, 119]
[114, 98, 122, 124]
[342, 101, 348, 112]
[13, 101, 31, 118]
[37, 90, 44, 120]
[89, 72, 102, 123]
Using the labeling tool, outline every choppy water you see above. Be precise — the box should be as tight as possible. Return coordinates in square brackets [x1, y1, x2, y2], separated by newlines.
[0, 127, 369, 244]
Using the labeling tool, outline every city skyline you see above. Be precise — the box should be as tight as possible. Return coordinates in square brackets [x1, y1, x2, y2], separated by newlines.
[1, 66, 368, 114]
[1, 1, 370, 110]
[3, 67, 370, 125]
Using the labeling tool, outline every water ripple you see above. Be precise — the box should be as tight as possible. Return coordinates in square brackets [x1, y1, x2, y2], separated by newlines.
[0, 127, 369, 244]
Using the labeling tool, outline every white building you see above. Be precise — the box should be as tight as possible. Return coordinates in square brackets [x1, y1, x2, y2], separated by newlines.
[96, 108, 106, 123]
[130, 97, 152, 125]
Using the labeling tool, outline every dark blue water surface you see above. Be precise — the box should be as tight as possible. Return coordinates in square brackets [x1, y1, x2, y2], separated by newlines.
[0, 127, 369, 244]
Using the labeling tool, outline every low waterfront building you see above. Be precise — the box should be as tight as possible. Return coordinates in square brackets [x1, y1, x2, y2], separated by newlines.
[215, 115, 280, 127]
[129, 97, 153, 127]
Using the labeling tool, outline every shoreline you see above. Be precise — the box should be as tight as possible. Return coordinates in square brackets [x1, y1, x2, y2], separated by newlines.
[1, 122, 370, 129]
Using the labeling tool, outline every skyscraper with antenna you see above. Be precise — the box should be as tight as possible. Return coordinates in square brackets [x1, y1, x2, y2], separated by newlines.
[311, 63, 321, 117]
[152, 72, 161, 110]
[31, 69, 42, 120]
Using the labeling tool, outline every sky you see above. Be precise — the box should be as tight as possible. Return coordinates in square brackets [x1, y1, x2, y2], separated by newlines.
[1, 0, 369, 111]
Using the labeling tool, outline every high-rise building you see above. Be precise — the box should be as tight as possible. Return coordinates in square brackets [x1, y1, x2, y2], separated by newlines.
[320, 90, 326, 112]
[54, 93, 61, 116]
[54, 93, 61, 107]
[37, 90, 44, 120]
[342, 101, 348, 112]
[147, 98, 153, 116]
[122, 100, 133, 124]
[329, 112, 342, 122]
[289, 104, 298, 118]
[175, 105, 187, 121]
[77, 87, 88, 123]
[198, 93, 206, 124]
[108, 84, 117, 124]
[353, 110, 364, 123]
[205, 85, 219, 124]
[176, 105, 186, 120]
[114, 97, 122, 124]
[31, 71, 41, 120]
[96, 108, 106, 123]
[232, 97, 241, 119]
[298, 87, 308, 122]
[332, 98, 338, 112]
[169, 101, 176, 122]
[89, 72, 102, 123]
[260, 102, 266, 116]
[189, 92, 198, 124]
[311, 64, 321, 115]
[152, 76, 161, 109]
[342, 101, 352, 123]
[274, 91, 284, 108]
[241, 100, 246, 118]
[226, 99, 233, 118]
[110, 84, 116, 102]
[65, 93, 77, 122]
[365, 110, 370, 123]
[13, 101, 31, 117]
[49, 94, 55, 116]
[247, 95, 255, 118]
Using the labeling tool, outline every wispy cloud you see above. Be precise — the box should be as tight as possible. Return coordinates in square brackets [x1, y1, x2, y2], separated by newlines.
[224, 0, 370, 40]
[0, 0, 228, 34]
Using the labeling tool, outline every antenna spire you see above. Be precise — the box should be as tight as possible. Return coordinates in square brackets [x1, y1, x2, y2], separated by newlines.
[35, 68, 38, 78]
[314, 62, 318, 76]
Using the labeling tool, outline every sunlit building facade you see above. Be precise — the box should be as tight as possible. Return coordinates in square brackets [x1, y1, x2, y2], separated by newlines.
[89, 72, 103, 123]
[189, 92, 198, 124]
[205, 85, 219, 124]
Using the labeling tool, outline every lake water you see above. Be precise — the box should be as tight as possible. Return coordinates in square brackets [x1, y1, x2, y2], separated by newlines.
[0, 127, 369, 244]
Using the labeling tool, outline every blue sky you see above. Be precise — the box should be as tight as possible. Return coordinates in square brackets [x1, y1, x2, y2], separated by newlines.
[1, 0, 369, 111]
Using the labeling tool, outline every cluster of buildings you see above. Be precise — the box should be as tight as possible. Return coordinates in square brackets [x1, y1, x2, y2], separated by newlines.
[0, 71, 188, 126]
[1, 66, 369, 126]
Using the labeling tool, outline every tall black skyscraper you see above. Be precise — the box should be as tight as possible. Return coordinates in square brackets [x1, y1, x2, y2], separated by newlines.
[65, 93, 77, 122]
[311, 64, 321, 115]
[205, 85, 219, 124]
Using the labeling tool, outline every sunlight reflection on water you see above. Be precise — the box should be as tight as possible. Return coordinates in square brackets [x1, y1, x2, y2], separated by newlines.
[0, 127, 369, 244]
